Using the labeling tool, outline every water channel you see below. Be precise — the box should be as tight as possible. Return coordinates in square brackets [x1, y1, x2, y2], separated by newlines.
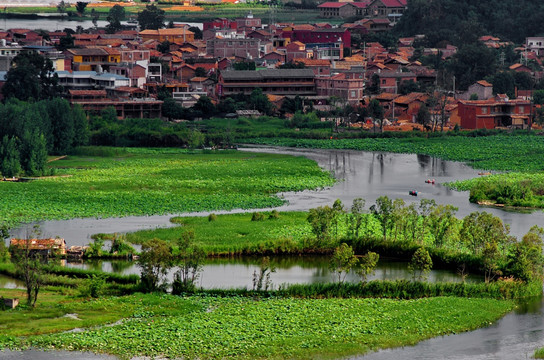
[4, 146, 544, 359]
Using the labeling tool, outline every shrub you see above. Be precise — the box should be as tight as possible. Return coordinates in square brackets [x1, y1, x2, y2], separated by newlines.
[251, 212, 265, 221]
[208, 213, 217, 222]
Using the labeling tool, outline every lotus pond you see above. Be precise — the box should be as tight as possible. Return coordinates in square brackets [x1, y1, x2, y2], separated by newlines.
[0, 292, 514, 360]
[0, 148, 334, 228]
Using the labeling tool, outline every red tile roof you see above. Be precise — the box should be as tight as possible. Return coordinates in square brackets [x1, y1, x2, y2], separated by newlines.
[318, 2, 349, 8]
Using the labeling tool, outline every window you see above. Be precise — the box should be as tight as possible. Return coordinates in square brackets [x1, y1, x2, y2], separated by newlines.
[350, 90, 356, 98]
[381, 79, 386, 85]
[481, 107, 488, 114]
[519, 106, 525, 113]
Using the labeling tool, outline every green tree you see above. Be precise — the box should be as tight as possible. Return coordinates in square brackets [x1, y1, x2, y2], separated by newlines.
[161, 97, 184, 120]
[0, 223, 10, 262]
[307, 205, 334, 244]
[138, 238, 173, 292]
[188, 26, 202, 40]
[188, 129, 205, 149]
[137, 4, 165, 30]
[331, 199, 345, 241]
[368, 99, 384, 132]
[459, 212, 513, 256]
[75, 1, 88, 15]
[347, 198, 366, 239]
[57, 34, 74, 51]
[2, 52, 61, 101]
[447, 42, 497, 91]
[57, 0, 68, 14]
[72, 104, 89, 148]
[11, 226, 46, 307]
[195, 67, 207, 77]
[356, 251, 379, 283]
[408, 247, 433, 281]
[490, 71, 515, 97]
[370, 196, 393, 241]
[0, 135, 21, 178]
[416, 103, 431, 128]
[46, 98, 75, 154]
[19, 130, 47, 176]
[157, 41, 171, 54]
[106, 5, 125, 34]
[533, 89, 544, 104]
[171, 230, 206, 294]
[192, 96, 216, 118]
[367, 73, 380, 94]
[249, 88, 273, 115]
[428, 204, 458, 248]
[505, 225, 544, 282]
[482, 241, 502, 283]
[329, 243, 358, 283]
[278, 61, 306, 69]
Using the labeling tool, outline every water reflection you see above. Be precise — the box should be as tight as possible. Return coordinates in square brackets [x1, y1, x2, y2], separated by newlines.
[61, 256, 481, 289]
[0, 274, 24, 289]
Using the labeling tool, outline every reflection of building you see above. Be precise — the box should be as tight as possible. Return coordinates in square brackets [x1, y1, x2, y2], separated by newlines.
[458, 97, 532, 129]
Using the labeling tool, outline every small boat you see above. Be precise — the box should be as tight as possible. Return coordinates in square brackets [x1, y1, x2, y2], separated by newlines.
[424, 179, 435, 184]
[409, 190, 418, 196]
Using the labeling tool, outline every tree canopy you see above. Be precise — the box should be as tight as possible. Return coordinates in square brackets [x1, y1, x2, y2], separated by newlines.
[1, 52, 61, 101]
[137, 4, 165, 30]
[106, 4, 125, 34]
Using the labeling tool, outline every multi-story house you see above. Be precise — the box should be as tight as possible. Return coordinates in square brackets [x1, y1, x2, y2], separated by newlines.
[458, 96, 532, 129]
[206, 34, 272, 59]
[218, 68, 316, 97]
[316, 71, 365, 105]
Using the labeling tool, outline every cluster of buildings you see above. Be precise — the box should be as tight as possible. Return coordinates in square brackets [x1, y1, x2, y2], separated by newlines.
[0, 8, 539, 130]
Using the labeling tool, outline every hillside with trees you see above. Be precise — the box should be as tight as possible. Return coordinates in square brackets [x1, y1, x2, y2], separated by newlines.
[395, 0, 544, 45]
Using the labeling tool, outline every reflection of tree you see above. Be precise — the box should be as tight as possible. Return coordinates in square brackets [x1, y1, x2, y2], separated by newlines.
[110, 260, 135, 273]
[417, 154, 431, 169]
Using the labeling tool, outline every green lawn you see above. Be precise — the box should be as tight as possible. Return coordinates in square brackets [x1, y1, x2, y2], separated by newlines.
[0, 291, 514, 360]
[0, 148, 334, 227]
[127, 211, 315, 255]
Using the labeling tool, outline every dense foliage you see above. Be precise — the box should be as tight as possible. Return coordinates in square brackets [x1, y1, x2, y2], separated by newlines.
[0, 98, 88, 156]
[395, 0, 544, 45]
[450, 172, 544, 208]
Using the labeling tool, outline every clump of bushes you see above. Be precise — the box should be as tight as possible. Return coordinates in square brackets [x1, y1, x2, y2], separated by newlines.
[208, 213, 217, 222]
[251, 212, 265, 221]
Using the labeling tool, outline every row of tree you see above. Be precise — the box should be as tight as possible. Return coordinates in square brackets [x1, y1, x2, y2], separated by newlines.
[306, 197, 544, 284]
[0, 98, 89, 155]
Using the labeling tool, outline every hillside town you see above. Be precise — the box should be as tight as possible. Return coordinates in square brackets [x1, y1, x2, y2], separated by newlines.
[0, 0, 541, 131]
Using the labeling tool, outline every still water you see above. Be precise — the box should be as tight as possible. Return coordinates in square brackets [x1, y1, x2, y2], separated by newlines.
[63, 256, 480, 288]
[10, 147, 543, 245]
